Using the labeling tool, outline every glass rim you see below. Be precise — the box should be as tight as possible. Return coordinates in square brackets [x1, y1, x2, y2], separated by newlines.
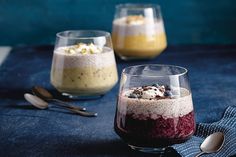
[116, 3, 161, 10]
[122, 64, 188, 77]
[56, 30, 111, 39]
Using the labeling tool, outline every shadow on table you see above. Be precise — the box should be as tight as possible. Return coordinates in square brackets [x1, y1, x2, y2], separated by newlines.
[0, 88, 59, 100]
[0, 89, 29, 99]
[53, 139, 180, 157]
[56, 139, 158, 157]
[5, 103, 36, 110]
[3, 103, 85, 116]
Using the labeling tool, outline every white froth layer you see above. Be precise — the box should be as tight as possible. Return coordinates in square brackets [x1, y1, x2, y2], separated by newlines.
[112, 17, 165, 36]
[118, 88, 194, 119]
[52, 46, 116, 69]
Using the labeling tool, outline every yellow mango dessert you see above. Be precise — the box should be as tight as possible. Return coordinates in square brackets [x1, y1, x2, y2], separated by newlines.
[112, 15, 167, 59]
[50, 43, 118, 96]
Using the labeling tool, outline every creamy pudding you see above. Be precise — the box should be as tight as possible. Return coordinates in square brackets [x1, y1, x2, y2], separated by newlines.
[112, 15, 167, 59]
[114, 84, 195, 147]
[51, 43, 118, 96]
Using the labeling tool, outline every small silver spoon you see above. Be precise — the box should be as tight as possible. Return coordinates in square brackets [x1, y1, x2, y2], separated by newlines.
[24, 93, 97, 117]
[195, 132, 225, 157]
[32, 86, 86, 111]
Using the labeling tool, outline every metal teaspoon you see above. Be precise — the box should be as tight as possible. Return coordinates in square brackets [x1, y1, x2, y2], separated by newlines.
[24, 93, 97, 117]
[32, 86, 86, 111]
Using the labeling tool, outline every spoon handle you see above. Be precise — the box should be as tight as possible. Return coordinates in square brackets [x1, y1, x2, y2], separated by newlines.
[68, 108, 98, 117]
[195, 152, 205, 157]
[52, 99, 86, 111]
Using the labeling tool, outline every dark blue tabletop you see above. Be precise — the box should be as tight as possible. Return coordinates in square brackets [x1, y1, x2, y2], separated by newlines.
[0, 45, 236, 157]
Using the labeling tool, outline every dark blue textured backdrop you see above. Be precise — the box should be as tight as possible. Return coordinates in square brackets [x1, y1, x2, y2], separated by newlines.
[0, 0, 236, 45]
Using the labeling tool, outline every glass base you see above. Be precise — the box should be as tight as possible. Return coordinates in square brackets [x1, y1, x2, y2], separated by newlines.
[128, 144, 166, 154]
[62, 92, 104, 100]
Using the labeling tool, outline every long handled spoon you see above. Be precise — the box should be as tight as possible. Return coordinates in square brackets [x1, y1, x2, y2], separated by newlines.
[24, 93, 97, 117]
[195, 132, 225, 157]
[32, 86, 86, 111]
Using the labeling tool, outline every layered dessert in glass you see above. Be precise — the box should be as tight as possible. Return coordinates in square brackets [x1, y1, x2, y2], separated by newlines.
[112, 4, 167, 60]
[114, 65, 195, 153]
[51, 31, 118, 98]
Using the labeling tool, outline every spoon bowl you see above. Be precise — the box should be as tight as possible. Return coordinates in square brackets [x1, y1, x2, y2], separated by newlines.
[195, 132, 225, 157]
[24, 93, 48, 109]
[32, 86, 54, 100]
[200, 132, 225, 153]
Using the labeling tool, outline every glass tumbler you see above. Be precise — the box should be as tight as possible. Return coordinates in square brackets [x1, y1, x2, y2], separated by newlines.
[114, 64, 195, 153]
[50, 30, 118, 99]
[112, 4, 167, 60]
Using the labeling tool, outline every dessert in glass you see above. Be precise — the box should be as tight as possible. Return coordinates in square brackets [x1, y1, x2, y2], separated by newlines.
[114, 65, 195, 153]
[112, 4, 167, 60]
[50, 30, 118, 99]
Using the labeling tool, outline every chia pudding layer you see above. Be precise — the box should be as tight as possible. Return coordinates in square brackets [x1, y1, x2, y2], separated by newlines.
[51, 43, 118, 96]
[114, 84, 195, 147]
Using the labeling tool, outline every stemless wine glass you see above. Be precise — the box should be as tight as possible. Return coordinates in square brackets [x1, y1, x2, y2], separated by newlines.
[112, 4, 167, 60]
[114, 64, 195, 153]
[50, 30, 118, 99]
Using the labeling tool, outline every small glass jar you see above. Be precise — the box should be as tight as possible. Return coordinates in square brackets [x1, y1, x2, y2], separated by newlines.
[112, 4, 167, 60]
[50, 30, 118, 99]
[114, 64, 195, 153]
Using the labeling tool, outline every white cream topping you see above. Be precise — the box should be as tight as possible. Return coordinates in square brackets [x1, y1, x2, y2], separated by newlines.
[64, 43, 103, 55]
[142, 88, 164, 99]
[114, 16, 155, 26]
[126, 85, 167, 99]
[125, 15, 145, 25]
